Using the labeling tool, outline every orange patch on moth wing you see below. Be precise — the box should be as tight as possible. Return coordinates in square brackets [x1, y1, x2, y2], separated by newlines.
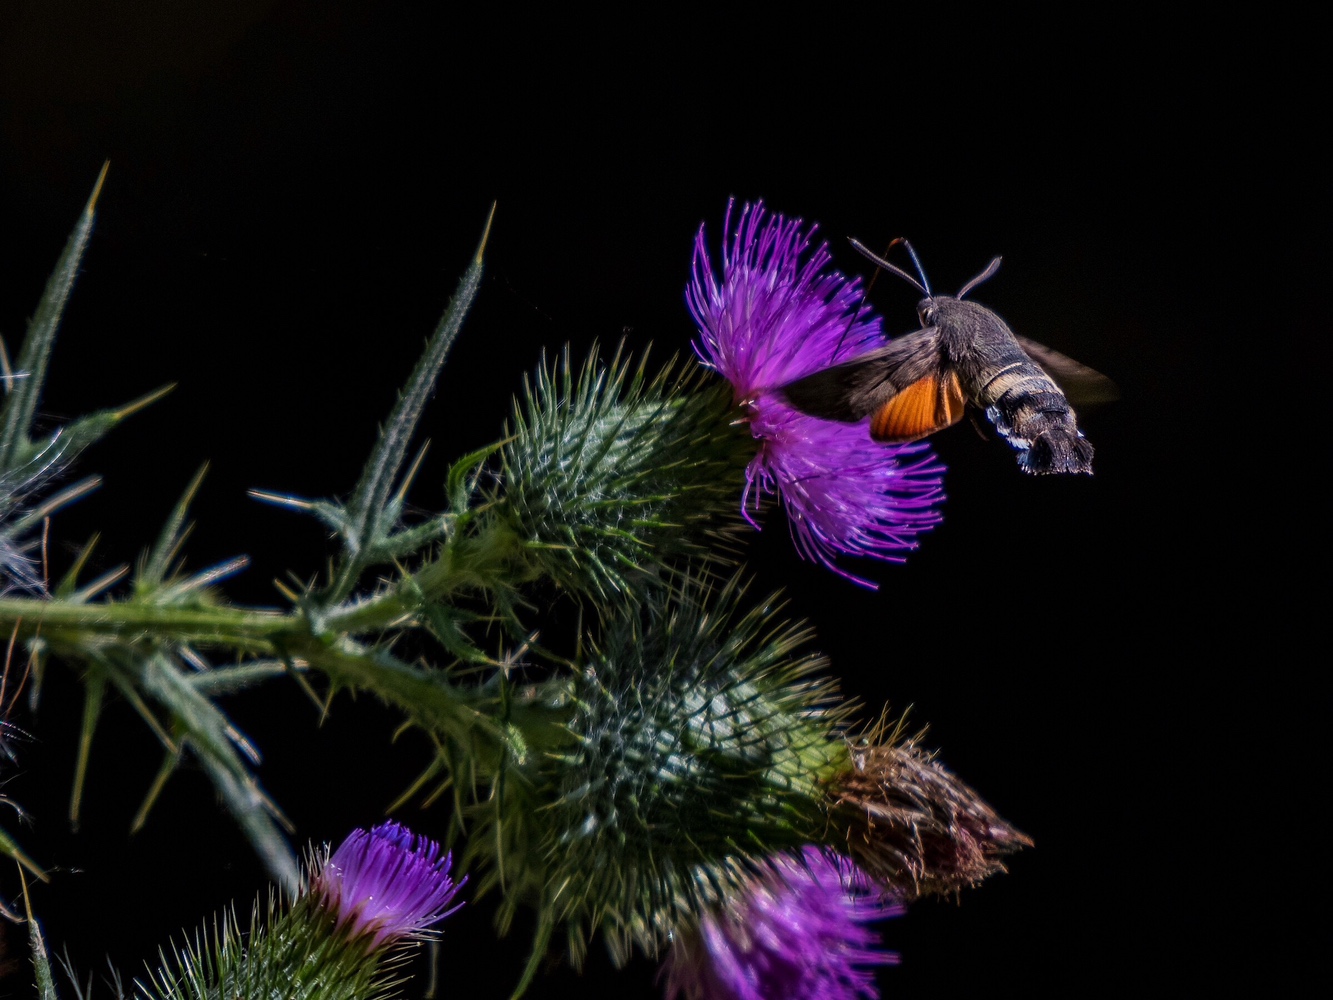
[940, 369, 966, 427]
[870, 373, 965, 443]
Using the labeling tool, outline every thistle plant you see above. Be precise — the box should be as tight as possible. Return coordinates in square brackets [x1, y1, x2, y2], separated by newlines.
[3, 177, 1029, 1000]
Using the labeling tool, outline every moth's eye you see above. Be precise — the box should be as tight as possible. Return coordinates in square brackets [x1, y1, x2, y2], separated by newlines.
[920, 307, 936, 325]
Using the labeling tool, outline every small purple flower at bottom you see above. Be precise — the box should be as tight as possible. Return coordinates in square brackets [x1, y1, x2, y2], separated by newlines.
[689, 201, 944, 586]
[313, 821, 466, 950]
[661, 846, 902, 1000]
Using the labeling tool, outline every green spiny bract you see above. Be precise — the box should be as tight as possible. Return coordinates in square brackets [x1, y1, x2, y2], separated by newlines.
[492, 344, 753, 604]
[467, 577, 852, 968]
[138, 891, 408, 1000]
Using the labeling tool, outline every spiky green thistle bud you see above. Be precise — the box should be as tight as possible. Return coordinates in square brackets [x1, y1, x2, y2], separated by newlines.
[491, 345, 753, 603]
[467, 576, 852, 971]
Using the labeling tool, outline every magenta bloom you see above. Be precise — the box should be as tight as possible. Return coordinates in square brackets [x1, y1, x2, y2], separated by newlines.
[313, 821, 466, 949]
[688, 201, 944, 585]
[661, 846, 902, 1000]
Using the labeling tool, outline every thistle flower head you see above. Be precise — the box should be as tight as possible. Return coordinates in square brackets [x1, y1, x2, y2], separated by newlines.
[313, 821, 466, 950]
[661, 845, 901, 1000]
[688, 201, 944, 585]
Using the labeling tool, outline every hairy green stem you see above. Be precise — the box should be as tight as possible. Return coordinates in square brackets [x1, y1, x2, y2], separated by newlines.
[0, 507, 526, 645]
[0, 598, 288, 643]
[320, 515, 531, 634]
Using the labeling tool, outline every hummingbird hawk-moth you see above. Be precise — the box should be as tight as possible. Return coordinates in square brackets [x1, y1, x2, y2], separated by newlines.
[780, 238, 1117, 475]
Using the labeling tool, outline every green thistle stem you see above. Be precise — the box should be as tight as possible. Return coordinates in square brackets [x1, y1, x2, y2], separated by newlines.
[0, 597, 289, 644]
[0, 536, 568, 780]
[0, 506, 527, 647]
[318, 511, 531, 635]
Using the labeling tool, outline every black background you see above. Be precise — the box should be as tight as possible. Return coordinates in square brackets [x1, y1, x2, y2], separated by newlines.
[0, 3, 1307, 997]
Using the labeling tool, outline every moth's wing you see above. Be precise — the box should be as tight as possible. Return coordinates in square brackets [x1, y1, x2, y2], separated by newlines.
[1014, 335, 1120, 408]
[778, 328, 943, 421]
[869, 368, 966, 443]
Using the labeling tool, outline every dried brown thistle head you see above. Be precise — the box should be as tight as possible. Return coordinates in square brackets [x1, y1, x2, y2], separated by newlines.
[830, 725, 1032, 901]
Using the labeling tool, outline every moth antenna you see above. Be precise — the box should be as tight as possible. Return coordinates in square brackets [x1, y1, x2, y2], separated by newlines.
[861, 238, 896, 297]
[957, 255, 1003, 299]
[848, 238, 929, 297]
[895, 237, 933, 298]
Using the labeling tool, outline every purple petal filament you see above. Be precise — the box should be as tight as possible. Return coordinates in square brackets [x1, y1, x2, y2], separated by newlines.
[662, 846, 902, 1000]
[315, 821, 466, 949]
[688, 201, 944, 585]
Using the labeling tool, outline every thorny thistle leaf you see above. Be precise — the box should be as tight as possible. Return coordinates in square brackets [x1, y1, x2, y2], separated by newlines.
[0, 166, 170, 589]
[106, 648, 298, 892]
[0, 164, 108, 472]
[254, 207, 494, 605]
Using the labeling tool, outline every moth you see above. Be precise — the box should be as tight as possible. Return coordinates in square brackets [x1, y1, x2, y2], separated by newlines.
[780, 238, 1117, 475]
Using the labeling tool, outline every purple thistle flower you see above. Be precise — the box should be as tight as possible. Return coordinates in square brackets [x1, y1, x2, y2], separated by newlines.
[313, 821, 466, 949]
[688, 201, 944, 585]
[661, 846, 902, 1000]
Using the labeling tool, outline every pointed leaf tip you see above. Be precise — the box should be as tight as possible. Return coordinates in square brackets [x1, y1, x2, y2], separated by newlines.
[0, 167, 110, 468]
[1, 828, 48, 883]
[394, 440, 431, 504]
[112, 382, 176, 421]
[139, 462, 209, 591]
[87, 161, 110, 217]
[247, 489, 317, 511]
[475, 202, 497, 264]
